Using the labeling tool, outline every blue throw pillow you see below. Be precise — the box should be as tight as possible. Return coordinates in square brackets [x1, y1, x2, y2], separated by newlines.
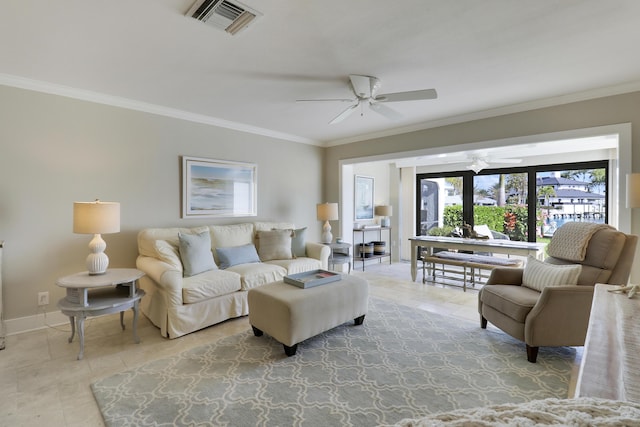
[216, 244, 261, 269]
[178, 231, 217, 277]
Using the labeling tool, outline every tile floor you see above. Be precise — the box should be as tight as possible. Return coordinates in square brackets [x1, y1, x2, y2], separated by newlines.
[0, 262, 581, 426]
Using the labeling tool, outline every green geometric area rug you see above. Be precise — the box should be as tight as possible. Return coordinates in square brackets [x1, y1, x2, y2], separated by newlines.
[91, 297, 575, 427]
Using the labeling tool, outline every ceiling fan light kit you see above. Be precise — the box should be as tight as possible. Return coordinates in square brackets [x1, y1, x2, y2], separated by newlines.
[298, 74, 437, 124]
[467, 158, 489, 174]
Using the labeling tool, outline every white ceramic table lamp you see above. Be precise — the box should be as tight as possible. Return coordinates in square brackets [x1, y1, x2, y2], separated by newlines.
[375, 205, 392, 227]
[73, 200, 120, 275]
[317, 202, 339, 244]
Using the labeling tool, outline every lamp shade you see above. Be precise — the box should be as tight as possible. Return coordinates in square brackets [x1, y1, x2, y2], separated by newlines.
[73, 201, 120, 234]
[317, 203, 339, 221]
[375, 205, 392, 217]
[627, 173, 640, 208]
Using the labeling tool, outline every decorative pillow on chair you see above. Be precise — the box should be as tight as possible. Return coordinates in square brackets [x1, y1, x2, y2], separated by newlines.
[178, 231, 217, 277]
[255, 229, 294, 261]
[216, 244, 261, 269]
[522, 257, 582, 292]
[291, 227, 307, 258]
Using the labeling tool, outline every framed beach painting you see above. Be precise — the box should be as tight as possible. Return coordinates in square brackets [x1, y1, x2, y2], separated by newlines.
[354, 175, 374, 220]
[182, 156, 257, 218]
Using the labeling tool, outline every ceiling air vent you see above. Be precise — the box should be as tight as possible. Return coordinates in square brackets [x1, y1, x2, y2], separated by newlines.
[186, 0, 261, 35]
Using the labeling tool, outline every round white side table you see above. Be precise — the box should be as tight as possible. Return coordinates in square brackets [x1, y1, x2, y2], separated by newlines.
[56, 268, 145, 360]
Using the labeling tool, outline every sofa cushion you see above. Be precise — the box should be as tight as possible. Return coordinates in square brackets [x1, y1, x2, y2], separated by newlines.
[182, 269, 241, 304]
[227, 263, 287, 290]
[480, 285, 540, 323]
[256, 229, 293, 261]
[266, 257, 322, 274]
[291, 227, 308, 258]
[216, 244, 261, 269]
[209, 223, 255, 263]
[178, 231, 217, 277]
[522, 257, 581, 292]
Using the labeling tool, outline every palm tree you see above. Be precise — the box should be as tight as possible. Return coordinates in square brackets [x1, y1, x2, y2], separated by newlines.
[506, 173, 527, 204]
[588, 168, 606, 193]
[537, 185, 556, 207]
[445, 177, 463, 195]
[497, 174, 506, 206]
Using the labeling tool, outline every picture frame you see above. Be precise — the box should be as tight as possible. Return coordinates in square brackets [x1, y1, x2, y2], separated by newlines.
[182, 156, 257, 218]
[354, 175, 374, 220]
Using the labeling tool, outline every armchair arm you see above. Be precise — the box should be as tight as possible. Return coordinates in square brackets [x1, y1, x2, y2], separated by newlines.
[525, 285, 595, 347]
[305, 242, 331, 270]
[136, 255, 184, 307]
[486, 267, 524, 285]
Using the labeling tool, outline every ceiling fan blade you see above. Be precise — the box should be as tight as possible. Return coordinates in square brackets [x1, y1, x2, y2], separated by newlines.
[349, 75, 373, 98]
[376, 88, 438, 102]
[329, 103, 359, 124]
[369, 103, 403, 122]
[296, 98, 355, 103]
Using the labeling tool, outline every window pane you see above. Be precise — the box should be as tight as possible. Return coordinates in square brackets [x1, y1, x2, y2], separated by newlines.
[473, 172, 528, 241]
[537, 168, 606, 240]
[419, 176, 464, 236]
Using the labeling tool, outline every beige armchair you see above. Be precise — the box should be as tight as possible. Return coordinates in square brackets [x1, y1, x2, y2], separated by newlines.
[478, 224, 637, 363]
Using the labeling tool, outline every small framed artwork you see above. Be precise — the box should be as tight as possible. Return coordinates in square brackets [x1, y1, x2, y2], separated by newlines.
[182, 156, 257, 218]
[354, 175, 374, 220]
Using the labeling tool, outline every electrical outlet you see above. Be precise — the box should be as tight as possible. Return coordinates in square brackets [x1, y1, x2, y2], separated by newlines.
[38, 291, 49, 306]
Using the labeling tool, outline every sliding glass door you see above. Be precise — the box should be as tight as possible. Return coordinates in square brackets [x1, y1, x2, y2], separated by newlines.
[472, 172, 529, 241]
[416, 161, 607, 242]
[417, 174, 465, 236]
[536, 165, 607, 243]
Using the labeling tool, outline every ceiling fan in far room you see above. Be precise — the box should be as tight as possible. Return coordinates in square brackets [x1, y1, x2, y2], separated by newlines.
[419, 153, 522, 173]
[296, 74, 438, 124]
[463, 155, 522, 173]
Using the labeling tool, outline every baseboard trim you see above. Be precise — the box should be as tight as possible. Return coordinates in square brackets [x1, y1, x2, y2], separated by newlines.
[5, 310, 69, 336]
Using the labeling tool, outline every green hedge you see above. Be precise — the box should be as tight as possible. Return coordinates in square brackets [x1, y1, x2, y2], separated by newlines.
[441, 205, 532, 241]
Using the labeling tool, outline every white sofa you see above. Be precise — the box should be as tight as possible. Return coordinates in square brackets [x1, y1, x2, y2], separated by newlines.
[136, 222, 330, 338]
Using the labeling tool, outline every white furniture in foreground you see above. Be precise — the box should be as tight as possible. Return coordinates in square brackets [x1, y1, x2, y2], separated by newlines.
[56, 268, 145, 360]
[409, 236, 546, 282]
[575, 283, 640, 402]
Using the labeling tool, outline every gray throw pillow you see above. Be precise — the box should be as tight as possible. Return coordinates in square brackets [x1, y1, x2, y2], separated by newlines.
[291, 227, 307, 258]
[522, 257, 582, 292]
[256, 229, 293, 261]
[178, 231, 217, 277]
[216, 244, 261, 269]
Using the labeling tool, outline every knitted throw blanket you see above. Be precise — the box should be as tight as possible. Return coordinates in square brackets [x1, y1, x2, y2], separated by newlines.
[547, 222, 613, 262]
[392, 397, 640, 426]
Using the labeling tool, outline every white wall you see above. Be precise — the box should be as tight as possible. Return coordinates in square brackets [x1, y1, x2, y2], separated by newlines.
[0, 85, 324, 328]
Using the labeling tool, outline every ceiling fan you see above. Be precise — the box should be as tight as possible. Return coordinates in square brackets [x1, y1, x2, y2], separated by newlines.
[465, 155, 522, 173]
[420, 153, 522, 173]
[296, 74, 437, 124]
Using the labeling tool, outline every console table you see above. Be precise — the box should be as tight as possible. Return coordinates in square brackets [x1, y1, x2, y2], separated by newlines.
[56, 268, 145, 360]
[409, 236, 546, 282]
[575, 283, 640, 402]
[353, 227, 391, 271]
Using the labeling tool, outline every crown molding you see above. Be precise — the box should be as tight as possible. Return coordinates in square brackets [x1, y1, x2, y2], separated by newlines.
[0, 73, 318, 146]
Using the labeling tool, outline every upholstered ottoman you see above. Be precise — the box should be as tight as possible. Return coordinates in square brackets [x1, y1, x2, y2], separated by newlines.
[248, 275, 369, 356]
